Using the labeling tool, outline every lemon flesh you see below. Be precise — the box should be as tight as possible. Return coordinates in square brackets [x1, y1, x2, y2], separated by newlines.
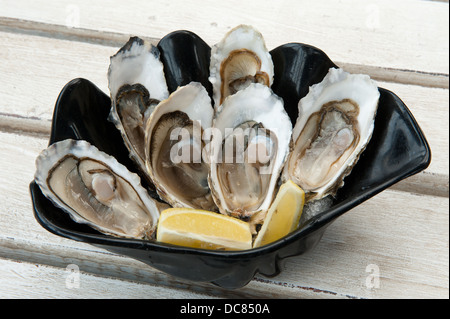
[253, 180, 305, 248]
[157, 208, 252, 250]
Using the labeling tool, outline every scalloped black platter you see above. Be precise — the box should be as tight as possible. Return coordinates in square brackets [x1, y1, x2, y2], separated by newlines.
[30, 30, 431, 289]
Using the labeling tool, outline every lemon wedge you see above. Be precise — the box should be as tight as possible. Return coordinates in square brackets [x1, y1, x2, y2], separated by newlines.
[156, 208, 253, 250]
[253, 180, 305, 248]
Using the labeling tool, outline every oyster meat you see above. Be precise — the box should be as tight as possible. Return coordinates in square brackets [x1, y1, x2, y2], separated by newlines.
[108, 36, 169, 178]
[35, 139, 162, 239]
[209, 83, 292, 222]
[209, 25, 274, 108]
[144, 82, 216, 211]
[283, 67, 380, 201]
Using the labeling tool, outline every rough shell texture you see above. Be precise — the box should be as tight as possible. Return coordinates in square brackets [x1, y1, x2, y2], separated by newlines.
[209, 25, 274, 108]
[144, 82, 215, 210]
[108, 36, 169, 102]
[283, 67, 380, 200]
[35, 139, 161, 239]
[108, 37, 169, 179]
[209, 83, 292, 219]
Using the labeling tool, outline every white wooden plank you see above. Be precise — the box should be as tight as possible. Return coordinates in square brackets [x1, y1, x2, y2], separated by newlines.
[379, 81, 448, 177]
[0, 0, 448, 76]
[0, 131, 447, 298]
[0, 31, 447, 194]
[376, 81, 449, 196]
[0, 30, 114, 123]
[0, 258, 218, 299]
[1, 17, 447, 90]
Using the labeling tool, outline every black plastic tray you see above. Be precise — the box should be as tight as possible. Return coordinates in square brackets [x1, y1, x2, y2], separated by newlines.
[30, 30, 431, 289]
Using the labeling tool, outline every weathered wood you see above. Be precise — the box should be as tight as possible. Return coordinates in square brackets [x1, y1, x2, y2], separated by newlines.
[1, 17, 447, 90]
[376, 81, 449, 196]
[391, 171, 448, 198]
[0, 258, 219, 299]
[0, 0, 448, 77]
[0, 131, 447, 298]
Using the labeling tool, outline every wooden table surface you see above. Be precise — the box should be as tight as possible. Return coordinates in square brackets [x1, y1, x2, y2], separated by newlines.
[0, 0, 448, 299]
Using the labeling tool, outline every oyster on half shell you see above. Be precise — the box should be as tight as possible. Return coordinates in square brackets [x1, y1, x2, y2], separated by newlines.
[144, 82, 216, 211]
[35, 139, 162, 240]
[209, 25, 274, 108]
[108, 37, 169, 180]
[283, 67, 380, 201]
[209, 83, 292, 223]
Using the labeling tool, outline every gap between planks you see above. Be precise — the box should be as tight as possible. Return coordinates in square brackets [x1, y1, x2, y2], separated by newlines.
[0, 16, 448, 90]
[0, 112, 51, 139]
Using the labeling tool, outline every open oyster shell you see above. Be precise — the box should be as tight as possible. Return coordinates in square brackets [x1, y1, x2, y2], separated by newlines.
[144, 82, 216, 211]
[108, 37, 169, 181]
[208, 83, 292, 223]
[34, 139, 162, 240]
[209, 25, 274, 108]
[283, 67, 380, 201]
